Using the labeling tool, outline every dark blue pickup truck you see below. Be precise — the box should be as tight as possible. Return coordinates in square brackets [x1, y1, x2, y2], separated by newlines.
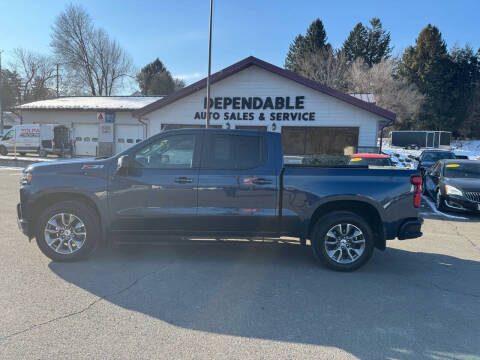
[18, 129, 423, 271]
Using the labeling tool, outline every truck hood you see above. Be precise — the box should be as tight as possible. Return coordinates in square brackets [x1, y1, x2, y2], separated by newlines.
[26, 157, 112, 173]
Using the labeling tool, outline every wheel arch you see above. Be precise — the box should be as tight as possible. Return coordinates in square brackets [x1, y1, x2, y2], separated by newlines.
[307, 200, 385, 250]
[29, 191, 106, 242]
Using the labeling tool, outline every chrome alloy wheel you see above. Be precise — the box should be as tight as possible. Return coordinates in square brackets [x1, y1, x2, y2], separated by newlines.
[324, 223, 366, 264]
[44, 213, 87, 254]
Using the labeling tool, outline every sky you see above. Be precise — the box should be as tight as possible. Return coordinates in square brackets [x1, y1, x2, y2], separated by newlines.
[1, 0, 479, 92]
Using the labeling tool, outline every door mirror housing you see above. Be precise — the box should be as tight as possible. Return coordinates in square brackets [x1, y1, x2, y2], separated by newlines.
[117, 155, 132, 174]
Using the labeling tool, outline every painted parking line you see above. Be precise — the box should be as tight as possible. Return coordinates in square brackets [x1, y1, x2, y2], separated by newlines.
[422, 196, 468, 220]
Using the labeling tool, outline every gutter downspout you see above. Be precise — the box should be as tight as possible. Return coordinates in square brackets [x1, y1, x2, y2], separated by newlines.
[137, 116, 148, 140]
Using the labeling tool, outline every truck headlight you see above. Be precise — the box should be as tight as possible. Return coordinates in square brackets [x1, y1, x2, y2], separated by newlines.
[445, 185, 462, 196]
[21, 172, 33, 185]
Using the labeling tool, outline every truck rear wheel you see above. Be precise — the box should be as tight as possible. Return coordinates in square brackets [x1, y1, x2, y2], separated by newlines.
[35, 200, 100, 262]
[311, 211, 374, 272]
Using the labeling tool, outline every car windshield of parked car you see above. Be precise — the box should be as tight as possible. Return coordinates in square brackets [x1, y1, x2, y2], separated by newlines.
[348, 157, 393, 166]
[421, 152, 456, 162]
[443, 163, 480, 178]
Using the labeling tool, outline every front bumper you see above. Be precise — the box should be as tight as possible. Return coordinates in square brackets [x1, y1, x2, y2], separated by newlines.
[17, 203, 32, 238]
[443, 195, 480, 213]
[397, 217, 423, 240]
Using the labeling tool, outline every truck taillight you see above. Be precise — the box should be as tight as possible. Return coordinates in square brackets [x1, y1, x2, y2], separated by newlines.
[410, 175, 422, 208]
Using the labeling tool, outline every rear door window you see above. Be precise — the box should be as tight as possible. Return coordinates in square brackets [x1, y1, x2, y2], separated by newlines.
[201, 134, 266, 170]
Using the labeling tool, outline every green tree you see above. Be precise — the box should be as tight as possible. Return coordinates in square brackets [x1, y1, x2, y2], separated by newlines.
[343, 18, 391, 66]
[285, 35, 305, 72]
[136, 58, 179, 95]
[285, 19, 329, 72]
[0, 69, 21, 109]
[399, 25, 456, 131]
[343, 23, 368, 64]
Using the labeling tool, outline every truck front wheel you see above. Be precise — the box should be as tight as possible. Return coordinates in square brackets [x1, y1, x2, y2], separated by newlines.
[0, 146, 7, 156]
[35, 200, 100, 262]
[311, 211, 374, 272]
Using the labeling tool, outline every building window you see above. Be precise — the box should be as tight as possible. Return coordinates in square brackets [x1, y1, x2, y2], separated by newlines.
[84, 137, 90, 142]
[118, 138, 125, 143]
[126, 138, 133, 143]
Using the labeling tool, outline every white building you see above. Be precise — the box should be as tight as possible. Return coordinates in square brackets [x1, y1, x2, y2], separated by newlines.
[15, 56, 395, 157]
[16, 96, 161, 156]
[134, 57, 395, 155]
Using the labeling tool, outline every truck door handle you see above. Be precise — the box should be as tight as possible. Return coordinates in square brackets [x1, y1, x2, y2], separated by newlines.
[252, 178, 272, 185]
[174, 176, 193, 184]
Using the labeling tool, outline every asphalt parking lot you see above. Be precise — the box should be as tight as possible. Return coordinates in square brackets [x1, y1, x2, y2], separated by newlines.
[0, 169, 479, 360]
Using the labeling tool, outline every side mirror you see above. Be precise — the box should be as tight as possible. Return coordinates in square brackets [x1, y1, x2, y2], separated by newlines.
[117, 155, 132, 174]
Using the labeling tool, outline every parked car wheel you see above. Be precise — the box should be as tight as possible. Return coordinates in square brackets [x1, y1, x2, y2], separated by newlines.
[0, 146, 7, 156]
[35, 200, 100, 262]
[311, 211, 374, 272]
[19, 152, 26, 156]
[38, 149, 47, 158]
[435, 189, 446, 212]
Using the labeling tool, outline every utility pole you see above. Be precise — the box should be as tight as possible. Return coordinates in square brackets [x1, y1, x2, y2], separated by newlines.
[56, 63, 59, 97]
[205, 0, 213, 128]
[0, 50, 4, 134]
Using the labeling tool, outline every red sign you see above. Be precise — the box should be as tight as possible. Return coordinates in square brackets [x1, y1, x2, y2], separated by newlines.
[97, 113, 104, 121]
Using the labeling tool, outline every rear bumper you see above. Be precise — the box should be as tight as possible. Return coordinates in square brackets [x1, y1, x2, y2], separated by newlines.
[17, 203, 32, 238]
[397, 217, 423, 240]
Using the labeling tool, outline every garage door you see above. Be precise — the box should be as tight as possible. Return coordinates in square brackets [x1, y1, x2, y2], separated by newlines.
[73, 123, 98, 156]
[282, 127, 359, 155]
[115, 125, 145, 154]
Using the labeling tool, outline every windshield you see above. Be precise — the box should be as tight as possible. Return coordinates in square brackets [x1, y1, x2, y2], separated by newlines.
[420, 152, 456, 162]
[348, 157, 393, 166]
[443, 163, 480, 178]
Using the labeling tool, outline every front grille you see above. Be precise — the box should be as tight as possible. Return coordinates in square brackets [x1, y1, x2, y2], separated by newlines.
[465, 192, 480, 203]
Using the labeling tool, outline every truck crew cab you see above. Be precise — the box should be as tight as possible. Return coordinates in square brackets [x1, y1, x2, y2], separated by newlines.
[18, 129, 423, 271]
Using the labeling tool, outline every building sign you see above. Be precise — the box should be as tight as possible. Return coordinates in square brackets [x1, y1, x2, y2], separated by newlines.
[193, 96, 315, 122]
[105, 112, 115, 123]
[97, 112, 105, 121]
[99, 123, 113, 142]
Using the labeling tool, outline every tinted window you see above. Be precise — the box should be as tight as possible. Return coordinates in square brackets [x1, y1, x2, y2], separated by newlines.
[348, 157, 392, 166]
[134, 134, 196, 169]
[443, 163, 480, 178]
[421, 152, 456, 162]
[3, 130, 14, 140]
[202, 134, 266, 169]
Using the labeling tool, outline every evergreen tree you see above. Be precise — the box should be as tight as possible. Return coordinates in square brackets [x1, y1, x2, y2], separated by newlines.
[0, 69, 21, 109]
[136, 58, 177, 95]
[285, 35, 305, 71]
[343, 23, 368, 64]
[285, 19, 329, 72]
[343, 18, 391, 66]
[398, 25, 479, 134]
[303, 19, 329, 53]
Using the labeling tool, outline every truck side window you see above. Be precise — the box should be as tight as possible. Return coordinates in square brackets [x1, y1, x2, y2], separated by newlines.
[202, 134, 266, 170]
[134, 134, 196, 169]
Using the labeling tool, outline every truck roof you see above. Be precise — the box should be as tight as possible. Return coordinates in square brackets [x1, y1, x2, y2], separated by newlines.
[351, 153, 390, 158]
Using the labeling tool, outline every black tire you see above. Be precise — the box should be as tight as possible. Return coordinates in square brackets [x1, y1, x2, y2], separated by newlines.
[311, 211, 375, 272]
[38, 149, 47, 158]
[19, 152, 26, 156]
[35, 200, 100, 262]
[435, 189, 446, 212]
[0, 146, 7, 156]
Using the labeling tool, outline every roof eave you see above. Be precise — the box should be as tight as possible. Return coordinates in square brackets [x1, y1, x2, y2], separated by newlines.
[133, 56, 396, 122]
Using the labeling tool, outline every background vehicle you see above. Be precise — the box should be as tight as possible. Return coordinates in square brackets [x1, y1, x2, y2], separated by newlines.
[348, 153, 394, 167]
[416, 149, 456, 192]
[0, 124, 72, 157]
[17, 129, 423, 271]
[424, 159, 480, 213]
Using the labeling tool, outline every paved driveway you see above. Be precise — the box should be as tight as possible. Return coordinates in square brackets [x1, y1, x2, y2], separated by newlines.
[0, 169, 479, 360]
